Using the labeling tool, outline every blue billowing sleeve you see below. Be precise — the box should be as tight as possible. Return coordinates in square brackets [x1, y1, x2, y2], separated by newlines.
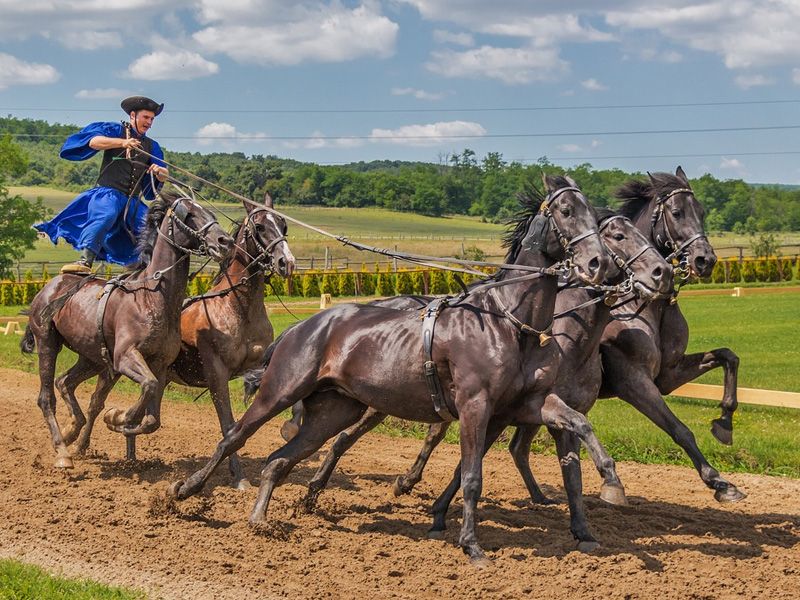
[141, 138, 166, 200]
[59, 122, 122, 161]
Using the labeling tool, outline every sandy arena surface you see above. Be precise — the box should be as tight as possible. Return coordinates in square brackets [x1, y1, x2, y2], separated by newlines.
[0, 366, 798, 599]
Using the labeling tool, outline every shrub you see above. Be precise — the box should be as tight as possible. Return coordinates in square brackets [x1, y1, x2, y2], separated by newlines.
[0, 282, 13, 306]
[779, 258, 793, 282]
[411, 270, 426, 295]
[396, 271, 414, 295]
[320, 273, 337, 296]
[429, 270, 449, 294]
[288, 273, 303, 296]
[302, 273, 320, 297]
[728, 260, 741, 283]
[765, 259, 780, 282]
[359, 272, 375, 295]
[376, 272, 395, 296]
[742, 261, 757, 282]
[268, 274, 286, 296]
[711, 261, 726, 283]
[338, 272, 356, 296]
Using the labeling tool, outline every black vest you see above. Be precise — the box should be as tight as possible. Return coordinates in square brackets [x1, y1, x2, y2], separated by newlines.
[96, 122, 154, 197]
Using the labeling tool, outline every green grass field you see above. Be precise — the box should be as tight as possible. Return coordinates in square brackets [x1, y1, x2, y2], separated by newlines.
[0, 558, 142, 599]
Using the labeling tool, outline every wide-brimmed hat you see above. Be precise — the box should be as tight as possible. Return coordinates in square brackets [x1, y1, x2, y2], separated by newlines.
[121, 96, 164, 116]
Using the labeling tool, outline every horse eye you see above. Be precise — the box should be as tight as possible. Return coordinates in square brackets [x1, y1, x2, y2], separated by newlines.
[560, 207, 571, 217]
[613, 233, 625, 241]
[671, 209, 681, 217]
[256, 224, 266, 232]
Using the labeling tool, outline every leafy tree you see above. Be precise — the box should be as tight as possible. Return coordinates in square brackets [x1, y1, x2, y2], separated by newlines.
[0, 135, 49, 279]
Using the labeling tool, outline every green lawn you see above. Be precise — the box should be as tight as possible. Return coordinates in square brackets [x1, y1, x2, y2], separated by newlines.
[0, 559, 143, 600]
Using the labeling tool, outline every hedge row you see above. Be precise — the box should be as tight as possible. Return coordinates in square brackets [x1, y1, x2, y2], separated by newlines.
[3, 257, 798, 305]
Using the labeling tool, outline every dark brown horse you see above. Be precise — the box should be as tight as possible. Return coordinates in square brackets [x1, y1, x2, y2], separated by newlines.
[390, 168, 743, 506]
[291, 208, 672, 545]
[598, 167, 745, 502]
[21, 192, 233, 468]
[170, 175, 616, 563]
[167, 193, 295, 488]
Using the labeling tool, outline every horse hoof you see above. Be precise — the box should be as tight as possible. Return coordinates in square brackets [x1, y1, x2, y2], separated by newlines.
[469, 555, 492, 569]
[577, 540, 600, 553]
[103, 408, 124, 427]
[280, 421, 299, 442]
[427, 528, 446, 540]
[600, 483, 628, 506]
[392, 477, 410, 497]
[167, 480, 185, 500]
[234, 479, 252, 491]
[532, 496, 558, 506]
[711, 419, 733, 446]
[714, 485, 747, 504]
[54, 455, 74, 469]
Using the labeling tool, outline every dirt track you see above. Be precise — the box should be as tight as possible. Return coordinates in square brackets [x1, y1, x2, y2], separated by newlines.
[1, 366, 798, 599]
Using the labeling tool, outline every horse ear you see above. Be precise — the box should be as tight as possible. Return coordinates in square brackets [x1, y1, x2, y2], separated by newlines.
[541, 172, 554, 193]
[647, 171, 657, 185]
[675, 165, 689, 184]
[264, 191, 274, 209]
[565, 174, 578, 188]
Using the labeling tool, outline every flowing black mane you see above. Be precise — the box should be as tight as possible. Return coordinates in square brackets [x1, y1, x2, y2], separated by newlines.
[131, 191, 178, 269]
[616, 172, 687, 221]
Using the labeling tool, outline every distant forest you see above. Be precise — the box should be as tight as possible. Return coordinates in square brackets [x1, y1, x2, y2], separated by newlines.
[3, 116, 799, 232]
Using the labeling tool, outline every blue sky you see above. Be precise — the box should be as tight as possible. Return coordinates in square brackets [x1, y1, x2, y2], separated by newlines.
[2, 1, 800, 183]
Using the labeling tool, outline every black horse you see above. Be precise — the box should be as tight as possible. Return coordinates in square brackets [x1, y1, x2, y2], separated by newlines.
[170, 175, 615, 563]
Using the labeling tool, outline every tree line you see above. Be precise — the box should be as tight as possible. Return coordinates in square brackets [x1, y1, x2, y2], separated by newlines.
[3, 116, 799, 231]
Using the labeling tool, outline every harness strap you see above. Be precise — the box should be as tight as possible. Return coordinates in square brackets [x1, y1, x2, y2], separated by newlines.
[489, 287, 553, 346]
[420, 297, 458, 422]
[95, 280, 120, 377]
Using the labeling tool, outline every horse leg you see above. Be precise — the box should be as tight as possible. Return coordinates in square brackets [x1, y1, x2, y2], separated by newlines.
[605, 353, 745, 503]
[34, 332, 73, 469]
[54, 356, 100, 446]
[301, 406, 386, 513]
[654, 348, 740, 445]
[250, 393, 366, 523]
[170, 383, 303, 500]
[103, 348, 164, 460]
[429, 416, 508, 538]
[74, 371, 120, 455]
[201, 352, 250, 490]
[280, 401, 305, 442]
[549, 427, 598, 552]
[393, 422, 450, 497]
[536, 393, 627, 506]
[508, 425, 554, 505]
[455, 398, 493, 567]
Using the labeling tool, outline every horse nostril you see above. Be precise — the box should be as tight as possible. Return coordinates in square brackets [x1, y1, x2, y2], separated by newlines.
[652, 266, 663, 280]
[695, 256, 707, 272]
[587, 256, 600, 275]
[219, 236, 233, 249]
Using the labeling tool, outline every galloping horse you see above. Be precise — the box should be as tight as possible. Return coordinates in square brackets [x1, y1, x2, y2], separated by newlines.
[167, 193, 295, 488]
[290, 206, 672, 546]
[21, 192, 233, 468]
[598, 167, 745, 502]
[171, 175, 616, 563]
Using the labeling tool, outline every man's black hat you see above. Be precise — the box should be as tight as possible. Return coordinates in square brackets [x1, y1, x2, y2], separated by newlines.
[121, 96, 164, 116]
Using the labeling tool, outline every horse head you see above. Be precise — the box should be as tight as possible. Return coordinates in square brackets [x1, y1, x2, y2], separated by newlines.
[165, 194, 234, 263]
[597, 212, 673, 301]
[648, 166, 716, 278]
[523, 174, 611, 285]
[243, 192, 295, 278]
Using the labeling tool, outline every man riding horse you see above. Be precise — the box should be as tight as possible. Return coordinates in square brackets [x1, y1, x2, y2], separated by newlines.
[35, 96, 170, 273]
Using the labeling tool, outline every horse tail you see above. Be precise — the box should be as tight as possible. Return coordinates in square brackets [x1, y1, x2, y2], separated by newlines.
[20, 325, 36, 354]
[242, 367, 264, 405]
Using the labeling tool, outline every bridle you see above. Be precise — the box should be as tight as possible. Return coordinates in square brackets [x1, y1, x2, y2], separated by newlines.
[598, 215, 661, 290]
[525, 186, 601, 259]
[158, 197, 219, 258]
[650, 187, 708, 267]
[242, 207, 288, 275]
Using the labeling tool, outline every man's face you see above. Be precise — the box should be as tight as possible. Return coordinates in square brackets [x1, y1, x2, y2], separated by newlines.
[130, 109, 156, 135]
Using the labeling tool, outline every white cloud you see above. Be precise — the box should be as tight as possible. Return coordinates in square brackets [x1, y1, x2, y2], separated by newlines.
[433, 29, 474, 46]
[193, 3, 398, 65]
[283, 131, 364, 150]
[0, 52, 59, 89]
[557, 143, 583, 152]
[75, 88, 132, 99]
[581, 78, 607, 91]
[720, 156, 744, 171]
[426, 45, 568, 85]
[391, 87, 446, 101]
[126, 50, 219, 81]
[194, 122, 268, 147]
[734, 73, 775, 89]
[369, 120, 487, 146]
[637, 47, 683, 63]
[591, 139, 602, 148]
[59, 30, 122, 50]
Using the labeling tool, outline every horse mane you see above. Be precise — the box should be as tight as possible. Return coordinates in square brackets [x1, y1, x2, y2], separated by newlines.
[595, 206, 617, 225]
[211, 219, 246, 285]
[501, 176, 573, 264]
[616, 172, 686, 221]
[131, 191, 179, 270]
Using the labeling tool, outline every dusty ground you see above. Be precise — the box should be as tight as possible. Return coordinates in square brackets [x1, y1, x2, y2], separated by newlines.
[1, 366, 798, 600]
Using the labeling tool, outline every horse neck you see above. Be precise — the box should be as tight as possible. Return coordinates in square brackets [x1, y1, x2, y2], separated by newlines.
[143, 224, 191, 313]
[214, 243, 266, 309]
[491, 248, 558, 333]
[631, 197, 662, 254]
[555, 288, 613, 360]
